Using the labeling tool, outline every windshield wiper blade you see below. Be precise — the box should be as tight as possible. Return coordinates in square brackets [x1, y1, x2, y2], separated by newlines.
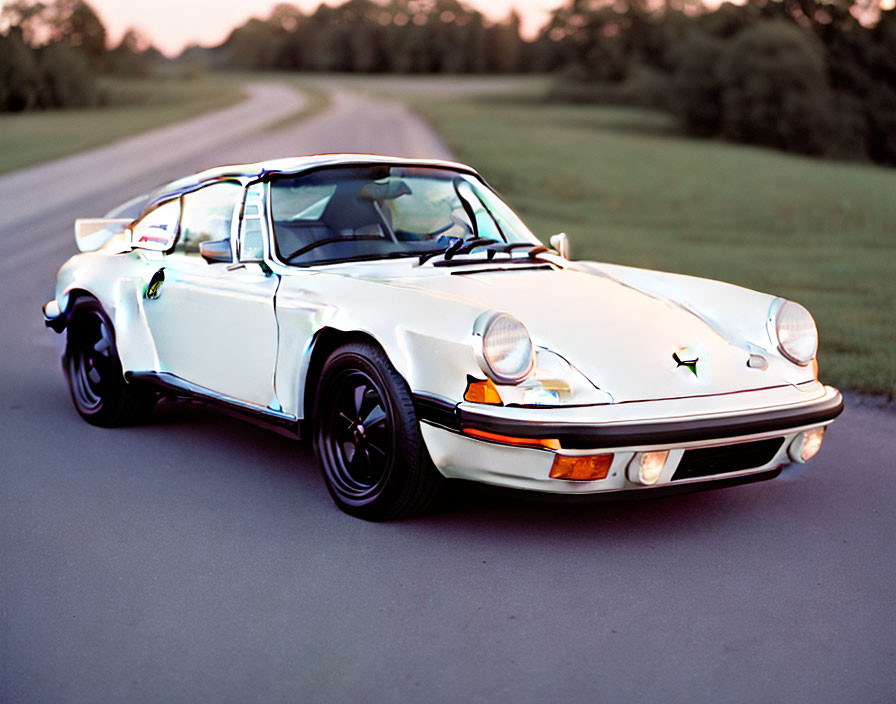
[283, 234, 384, 261]
[446, 237, 497, 259]
[483, 242, 552, 261]
[417, 236, 498, 265]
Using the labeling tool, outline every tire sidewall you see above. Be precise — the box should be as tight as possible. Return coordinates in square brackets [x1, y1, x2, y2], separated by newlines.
[63, 298, 127, 425]
[313, 343, 421, 520]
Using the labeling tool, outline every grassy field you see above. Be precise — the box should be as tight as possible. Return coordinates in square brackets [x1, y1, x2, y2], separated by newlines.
[412, 90, 896, 397]
[0, 75, 245, 174]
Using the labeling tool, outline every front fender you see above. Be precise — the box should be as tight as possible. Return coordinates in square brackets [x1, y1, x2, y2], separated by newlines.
[274, 272, 486, 419]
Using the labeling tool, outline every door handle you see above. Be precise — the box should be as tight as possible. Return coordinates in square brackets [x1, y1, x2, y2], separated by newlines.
[145, 268, 165, 299]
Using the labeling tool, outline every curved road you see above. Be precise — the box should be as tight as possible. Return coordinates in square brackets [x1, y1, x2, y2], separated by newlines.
[1, 80, 893, 704]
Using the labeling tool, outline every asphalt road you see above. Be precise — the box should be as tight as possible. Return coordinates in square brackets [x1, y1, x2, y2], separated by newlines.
[1, 79, 894, 704]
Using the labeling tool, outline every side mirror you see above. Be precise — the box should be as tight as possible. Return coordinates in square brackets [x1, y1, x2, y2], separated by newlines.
[550, 232, 570, 259]
[199, 238, 233, 264]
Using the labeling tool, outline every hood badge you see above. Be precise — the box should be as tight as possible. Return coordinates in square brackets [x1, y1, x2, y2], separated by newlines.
[673, 350, 700, 377]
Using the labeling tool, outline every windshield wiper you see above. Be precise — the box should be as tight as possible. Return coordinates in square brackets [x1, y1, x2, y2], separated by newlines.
[482, 242, 551, 261]
[418, 236, 498, 265]
[428, 242, 556, 268]
[283, 234, 384, 261]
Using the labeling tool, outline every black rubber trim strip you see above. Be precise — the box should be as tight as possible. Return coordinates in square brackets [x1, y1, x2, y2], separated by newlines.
[449, 265, 554, 276]
[455, 392, 843, 450]
[127, 371, 300, 436]
[414, 392, 461, 431]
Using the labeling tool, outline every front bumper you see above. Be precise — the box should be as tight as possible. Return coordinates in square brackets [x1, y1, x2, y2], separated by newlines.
[416, 383, 842, 494]
[42, 299, 66, 333]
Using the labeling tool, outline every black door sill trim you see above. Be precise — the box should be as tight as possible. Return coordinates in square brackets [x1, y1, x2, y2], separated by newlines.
[127, 371, 301, 437]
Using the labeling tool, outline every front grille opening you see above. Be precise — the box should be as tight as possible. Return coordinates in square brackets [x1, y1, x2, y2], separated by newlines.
[672, 437, 785, 481]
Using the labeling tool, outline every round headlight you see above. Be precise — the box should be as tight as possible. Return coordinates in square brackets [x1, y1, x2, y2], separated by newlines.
[473, 312, 534, 384]
[774, 300, 818, 365]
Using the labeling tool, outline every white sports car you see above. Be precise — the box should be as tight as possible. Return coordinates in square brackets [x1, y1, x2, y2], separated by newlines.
[43, 154, 842, 520]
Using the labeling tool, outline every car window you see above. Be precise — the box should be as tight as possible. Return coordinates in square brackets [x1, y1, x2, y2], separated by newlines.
[239, 183, 267, 261]
[175, 182, 243, 255]
[130, 199, 180, 251]
[270, 166, 541, 266]
[271, 183, 337, 223]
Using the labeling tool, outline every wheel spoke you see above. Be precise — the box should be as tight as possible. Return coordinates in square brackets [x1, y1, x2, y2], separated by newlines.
[349, 445, 369, 480]
[353, 384, 367, 416]
[363, 405, 386, 428]
[322, 367, 394, 497]
[367, 441, 387, 458]
[93, 327, 112, 356]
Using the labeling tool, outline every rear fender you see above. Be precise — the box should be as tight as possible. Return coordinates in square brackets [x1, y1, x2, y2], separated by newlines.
[53, 253, 161, 373]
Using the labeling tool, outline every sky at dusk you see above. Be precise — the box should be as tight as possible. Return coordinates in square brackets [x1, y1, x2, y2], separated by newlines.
[79, 0, 561, 57]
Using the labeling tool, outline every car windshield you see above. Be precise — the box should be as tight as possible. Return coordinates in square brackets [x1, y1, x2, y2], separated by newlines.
[269, 165, 542, 266]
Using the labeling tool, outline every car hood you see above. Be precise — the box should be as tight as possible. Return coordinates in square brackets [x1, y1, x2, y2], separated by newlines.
[389, 264, 786, 403]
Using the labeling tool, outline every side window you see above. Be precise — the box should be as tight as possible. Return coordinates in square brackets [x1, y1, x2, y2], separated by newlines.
[175, 182, 243, 255]
[130, 199, 180, 251]
[239, 183, 267, 262]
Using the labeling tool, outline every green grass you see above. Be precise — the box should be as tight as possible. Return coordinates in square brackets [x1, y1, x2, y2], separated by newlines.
[412, 93, 896, 396]
[0, 75, 245, 174]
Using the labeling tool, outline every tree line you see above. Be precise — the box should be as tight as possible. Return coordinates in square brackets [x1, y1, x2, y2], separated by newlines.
[1, 0, 894, 165]
[201, 0, 896, 165]
[0, 0, 159, 110]
[189, 0, 535, 74]
[542, 0, 896, 165]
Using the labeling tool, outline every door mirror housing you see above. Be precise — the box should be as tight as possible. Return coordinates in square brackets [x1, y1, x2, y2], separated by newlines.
[199, 238, 233, 264]
[550, 232, 570, 259]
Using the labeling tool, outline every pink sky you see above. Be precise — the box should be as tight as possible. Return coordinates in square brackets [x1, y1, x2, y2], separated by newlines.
[80, 0, 561, 57]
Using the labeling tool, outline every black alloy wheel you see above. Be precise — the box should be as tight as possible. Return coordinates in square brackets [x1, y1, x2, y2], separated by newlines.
[321, 368, 393, 499]
[64, 298, 154, 427]
[313, 341, 442, 520]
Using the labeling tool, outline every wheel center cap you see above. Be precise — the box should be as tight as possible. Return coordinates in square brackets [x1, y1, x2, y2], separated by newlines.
[353, 423, 366, 442]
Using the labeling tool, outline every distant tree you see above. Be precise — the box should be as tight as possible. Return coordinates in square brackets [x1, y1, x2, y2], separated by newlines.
[0, 1, 50, 46]
[223, 17, 286, 70]
[38, 39, 99, 106]
[696, 2, 758, 39]
[47, 0, 108, 71]
[487, 11, 523, 73]
[540, 3, 630, 83]
[110, 28, 154, 77]
[0, 28, 44, 110]
[1, 0, 108, 69]
[667, 31, 725, 136]
[717, 20, 833, 154]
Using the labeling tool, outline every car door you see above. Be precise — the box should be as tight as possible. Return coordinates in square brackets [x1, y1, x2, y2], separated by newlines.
[142, 181, 280, 408]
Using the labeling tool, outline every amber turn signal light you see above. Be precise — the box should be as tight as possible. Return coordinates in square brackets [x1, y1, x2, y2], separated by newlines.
[463, 427, 560, 450]
[550, 453, 613, 481]
[464, 378, 503, 404]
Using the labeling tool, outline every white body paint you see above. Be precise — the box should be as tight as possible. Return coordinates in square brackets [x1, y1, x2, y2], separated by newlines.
[46, 155, 841, 494]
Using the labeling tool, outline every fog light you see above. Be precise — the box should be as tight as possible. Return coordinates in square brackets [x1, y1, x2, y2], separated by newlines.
[789, 428, 825, 463]
[627, 451, 669, 485]
[550, 454, 613, 481]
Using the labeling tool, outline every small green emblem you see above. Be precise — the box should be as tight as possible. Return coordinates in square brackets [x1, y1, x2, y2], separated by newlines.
[673, 351, 699, 377]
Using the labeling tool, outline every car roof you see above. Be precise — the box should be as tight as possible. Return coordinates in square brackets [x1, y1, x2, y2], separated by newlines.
[145, 153, 479, 210]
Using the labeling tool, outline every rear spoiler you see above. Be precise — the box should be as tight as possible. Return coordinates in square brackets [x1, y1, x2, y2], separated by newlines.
[74, 218, 132, 252]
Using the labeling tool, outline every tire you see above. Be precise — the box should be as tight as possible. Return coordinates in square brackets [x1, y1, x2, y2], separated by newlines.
[312, 341, 443, 521]
[63, 298, 155, 427]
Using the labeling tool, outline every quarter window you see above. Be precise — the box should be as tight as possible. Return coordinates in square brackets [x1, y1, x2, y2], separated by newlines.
[130, 199, 180, 251]
[239, 183, 267, 261]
